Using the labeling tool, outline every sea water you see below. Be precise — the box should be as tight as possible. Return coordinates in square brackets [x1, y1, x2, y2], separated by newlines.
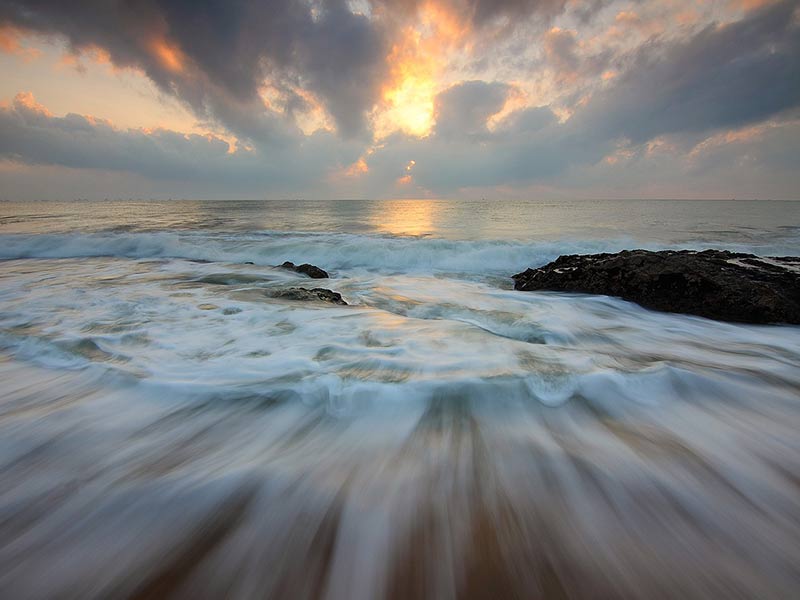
[0, 199, 799, 598]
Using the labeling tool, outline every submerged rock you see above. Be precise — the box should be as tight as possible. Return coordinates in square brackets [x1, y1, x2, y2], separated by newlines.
[512, 249, 800, 324]
[196, 273, 271, 285]
[268, 287, 347, 305]
[279, 261, 329, 279]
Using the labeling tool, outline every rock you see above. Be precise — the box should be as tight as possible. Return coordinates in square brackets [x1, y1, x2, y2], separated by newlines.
[268, 287, 347, 305]
[196, 273, 271, 285]
[197, 303, 220, 310]
[279, 261, 329, 279]
[512, 249, 800, 324]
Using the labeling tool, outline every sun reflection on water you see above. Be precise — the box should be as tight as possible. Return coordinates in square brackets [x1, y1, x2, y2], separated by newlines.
[371, 199, 443, 237]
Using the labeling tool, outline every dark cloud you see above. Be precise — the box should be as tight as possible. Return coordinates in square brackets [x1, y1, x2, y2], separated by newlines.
[0, 0, 605, 144]
[433, 81, 510, 139]
[1, 0, 799, 199]
[0, 0, 386, 139]
[0, 92, 245, 179]
[487, 0, 800, 186]
[496, 106, 558, 134]
[556, 119, 800, 200]
[543, 27, 579, 73]
[571, 0, 800, 144]
[569, 0, 613, 24]
[0, 92, 361, 192]
[362, 1, 800, 193]
[467, 0, 568, 26]
[0, 0, 593, 144]
[369, 0, 569, 26]
[541, 26, 611, 80]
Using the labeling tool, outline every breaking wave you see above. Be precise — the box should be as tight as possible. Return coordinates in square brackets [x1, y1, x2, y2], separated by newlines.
[2, 230, 798, 276]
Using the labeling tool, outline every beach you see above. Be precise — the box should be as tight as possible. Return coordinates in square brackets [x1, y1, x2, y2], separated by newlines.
[1, 198, 799, 598]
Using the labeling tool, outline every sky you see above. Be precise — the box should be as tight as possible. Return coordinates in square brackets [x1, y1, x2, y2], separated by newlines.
[0, 0, 798, 200]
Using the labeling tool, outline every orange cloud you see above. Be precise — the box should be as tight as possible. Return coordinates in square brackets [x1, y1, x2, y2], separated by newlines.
[396, 159, 416, 185]
[603, 9, 664, 40]
[58, 44, 118, 74]
[345, 157, 369, 177]
[149, 38, 185, 73]
[374, 1, 471, 138]
[486, 83, 527, 130]
[615, 11, 640, 26]
[0, 24, 42, 61]
[259, 83, 334, 135]
[688, 121, 785, 158]
[603, 146, 636, 165]
[0, 24, 21, 53]
[292, 87, 335, 134]
[13, 91, 52, 117]
[8, 91, 239, 155]
[675, 9, 701, 26]
[335, 143, 385, 181]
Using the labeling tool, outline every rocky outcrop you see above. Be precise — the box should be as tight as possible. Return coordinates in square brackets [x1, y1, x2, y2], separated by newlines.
[279, 261, 329, 279]
[268, 287, 347, 305]
[512, 249, 800, 324]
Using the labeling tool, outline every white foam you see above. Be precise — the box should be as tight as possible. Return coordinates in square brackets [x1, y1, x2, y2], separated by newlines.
[2, 238, 800, 599]
[2, 230, 796, 276]
[1, 257, 797, 415]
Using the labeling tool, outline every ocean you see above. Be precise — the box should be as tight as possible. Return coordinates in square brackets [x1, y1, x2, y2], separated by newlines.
[1, 198, 799, 598]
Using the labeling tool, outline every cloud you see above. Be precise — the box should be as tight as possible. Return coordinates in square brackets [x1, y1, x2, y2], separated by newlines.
[554, 118, 800, 200]
[497, 0, 800, 184]
[371, 0, 570, 27]
[358, 0, 800, 194]
[570, 0, 800, 144]
[543, 27, 580, 74]
[434, 80, 511, 139]
[0, 92, 364, 194]
[0, 0, 799, 200]
[0, 92, 237, 179]
[539, 25, 612, 83]
[0, 0, 387, 139]
[466, 0, 569, 26]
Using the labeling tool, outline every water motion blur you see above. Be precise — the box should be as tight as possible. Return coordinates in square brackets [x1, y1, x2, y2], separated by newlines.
[1, 199, 799, 599]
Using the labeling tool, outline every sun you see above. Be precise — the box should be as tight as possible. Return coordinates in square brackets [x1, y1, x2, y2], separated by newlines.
[374, 2, 469, 139]
[381, 34, 436, 137]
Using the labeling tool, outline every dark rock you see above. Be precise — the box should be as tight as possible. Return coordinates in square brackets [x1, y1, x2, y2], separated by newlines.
[268, 287, 347, 305]
[512, 249, 800, 324]
[279, 261, 329, 279]
[243, 261, 255, 265]
[196, 273, 272, 285]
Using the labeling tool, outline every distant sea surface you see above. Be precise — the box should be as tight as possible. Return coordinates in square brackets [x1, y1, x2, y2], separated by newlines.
[1, 199, 799, 599]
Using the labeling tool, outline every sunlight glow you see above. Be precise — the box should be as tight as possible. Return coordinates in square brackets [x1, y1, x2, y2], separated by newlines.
[374, 2, 469, 139]
[150, 38, 184, 73]
[371, 198, 439, 236]
[345, 157, 369, 176]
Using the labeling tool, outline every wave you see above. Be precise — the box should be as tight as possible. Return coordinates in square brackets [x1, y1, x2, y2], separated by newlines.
[2, 230, 796, 275]
[2, 224, 800, 598]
